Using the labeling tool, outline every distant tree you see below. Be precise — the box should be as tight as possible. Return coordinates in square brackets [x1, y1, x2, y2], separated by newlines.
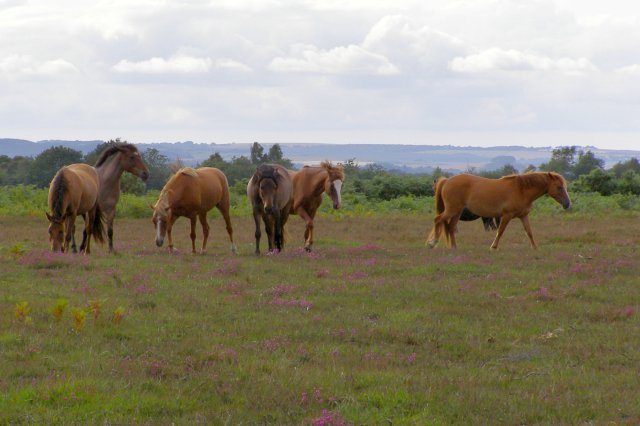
[141, 148, 170, 190]
[250, 142, 267, 165]
[610, 157, 640, 178]
[479, 164, 518, 179]
[120, 173, 146, 195]
[539, 146, 577, 178]
[29, 146, 84, 188]
[572, 150, 604, 177]
[0, 155, 34, 185]
[573, 169, 616, 195]
[616, 170, 640, 195]
[200, 152, 227, 169]
[523, 164, 537, 173]
[266, 144, 293, 168]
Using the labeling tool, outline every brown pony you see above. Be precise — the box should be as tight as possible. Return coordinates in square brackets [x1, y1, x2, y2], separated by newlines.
[46, 164, 105, 253]
[76, 142, 149, 253]
[288, 161, 344, 252]
[427, 172, 571, 250]
[247, 164, 293, 255]
[151, 167, 235, 254]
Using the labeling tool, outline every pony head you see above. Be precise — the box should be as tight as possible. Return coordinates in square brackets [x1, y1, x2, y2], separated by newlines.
[46, 212, 65, 252]
[151, 191, 171, 247]
[546, 172, 571, 209]
[97, 143, 149, 181]
[321, 161, 344, 209]
[256, 165, 281, 214]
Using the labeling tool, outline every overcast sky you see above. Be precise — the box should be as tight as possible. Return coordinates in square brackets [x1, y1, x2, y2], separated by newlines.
[1, 0, 639, 149]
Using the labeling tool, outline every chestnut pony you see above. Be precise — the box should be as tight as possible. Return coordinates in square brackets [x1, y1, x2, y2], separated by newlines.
[288, 162, 344, 252]
[151, 167, 235, 254]
[247, 164, 293, 255]
[76, 142, 149, 253]
[46, 164, 105, 253]
[427, 172, 571, 250]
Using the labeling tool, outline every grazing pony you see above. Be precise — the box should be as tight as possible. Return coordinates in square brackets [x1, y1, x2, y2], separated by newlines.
[427, 172, 571, 250]
[151, 167, 235, 254]
[288, 161, 344, 252]
[46, 164, 104, 253]
[247, 164, 293, 255]
[77, 142, 149, 253]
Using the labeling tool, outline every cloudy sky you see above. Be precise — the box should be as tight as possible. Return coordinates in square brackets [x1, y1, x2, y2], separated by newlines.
[1, 0, 639, 149]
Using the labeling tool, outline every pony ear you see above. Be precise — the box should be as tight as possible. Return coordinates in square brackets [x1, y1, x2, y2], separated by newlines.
[45, 212, 52, 221]
[149, 203, 155, 210]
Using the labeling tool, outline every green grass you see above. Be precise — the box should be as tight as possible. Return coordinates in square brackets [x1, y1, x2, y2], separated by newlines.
[0, 194, 639, 424]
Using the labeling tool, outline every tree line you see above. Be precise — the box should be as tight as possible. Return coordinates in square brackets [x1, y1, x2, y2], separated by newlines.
[1, 141, 639, 198]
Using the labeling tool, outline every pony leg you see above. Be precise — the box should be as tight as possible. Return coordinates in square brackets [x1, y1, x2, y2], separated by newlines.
[218, 205, 236, 254]
[70, 221, 77, 253]
[490, 215, 512, 250]
[83, 212, 93, 254]
[297, 208, 314, 252]
[448, 215, 460, 249]
[263, 213, 275, 252]
[167, 215, 178, 252]
[520, 215, 538, 249]
[198, 212, 209, 254]
[253, 209, 262, 256]
[106, 209, 116, 253]
[189, 216, 197, 254]
[64, 214, 77, 253]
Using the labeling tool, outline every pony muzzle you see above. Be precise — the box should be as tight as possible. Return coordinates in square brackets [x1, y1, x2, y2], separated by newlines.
[140, 170, 149, 181]
[156, 237, 164, 247]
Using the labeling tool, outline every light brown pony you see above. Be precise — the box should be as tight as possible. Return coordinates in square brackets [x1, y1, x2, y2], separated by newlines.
[46, 164, 105, 253]
[247, 164, 293, 255]
[76, 142, 149, 253]
[288, 161, 344, 252]
[427, 172, 571, 250]
[151, 167, 236, 254]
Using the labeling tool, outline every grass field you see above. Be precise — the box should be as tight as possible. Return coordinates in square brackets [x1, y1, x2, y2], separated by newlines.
[1, 201, 639, 424]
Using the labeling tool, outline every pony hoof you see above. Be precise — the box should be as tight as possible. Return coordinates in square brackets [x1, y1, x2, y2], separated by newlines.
[426, 240, 437, 249]
[231, 245, 238, 255]
[304, 246, 312, 253]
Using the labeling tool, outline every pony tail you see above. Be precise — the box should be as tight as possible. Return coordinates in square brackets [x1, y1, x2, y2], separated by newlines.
[434, 177, 447, 214]
[92, 205, 105, 244]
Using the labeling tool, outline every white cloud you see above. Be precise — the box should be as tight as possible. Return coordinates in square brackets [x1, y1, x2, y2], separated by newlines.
[269, 44, 399, 75]
[0, 55, 77, 75]
[450, 48, 596, 75]
[363, 15, 467, 72]
[616, 64, 640, 75]
[112, 54, 253, 74]
[113, 55, 213, 73]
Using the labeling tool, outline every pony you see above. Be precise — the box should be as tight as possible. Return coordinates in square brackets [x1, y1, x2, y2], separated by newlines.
[151, 167, 236, 254]
[76, 142, 149, 253]
[427, 172, 571, 250]
[288, 161, 344, 252]
[46, 164, 105, 253]
[247, 164, 293, 255]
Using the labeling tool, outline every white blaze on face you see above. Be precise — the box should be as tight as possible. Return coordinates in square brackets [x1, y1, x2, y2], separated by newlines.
[332, 179, 343, 208]
[156, 218, 163, 242]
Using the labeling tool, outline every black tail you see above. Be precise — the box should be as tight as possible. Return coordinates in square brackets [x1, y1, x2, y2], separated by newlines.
[92, 205, 105, 244]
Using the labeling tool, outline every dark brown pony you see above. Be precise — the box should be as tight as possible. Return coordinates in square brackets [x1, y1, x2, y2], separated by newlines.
[247, 164, 293, 255]
[459, 208, 500, 231]
[46, 164, 104, 253]
[427, 172, 571, 250]
[288, 161, 344, 252]
[77, 142, 149, 253]
[151, 167, 235, 254]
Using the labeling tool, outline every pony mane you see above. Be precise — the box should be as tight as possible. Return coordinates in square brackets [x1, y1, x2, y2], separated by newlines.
[503, 172, 565, 191]
[320, 161, 345, 180]
[95, 143, 139, 167]
[50, 171, 67, 222]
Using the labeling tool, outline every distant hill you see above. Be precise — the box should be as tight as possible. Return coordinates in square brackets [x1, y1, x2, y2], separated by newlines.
[2, 138, 639, 173]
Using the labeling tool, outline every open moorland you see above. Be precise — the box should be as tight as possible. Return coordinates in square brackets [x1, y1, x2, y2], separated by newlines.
[1, 196, 639, 424]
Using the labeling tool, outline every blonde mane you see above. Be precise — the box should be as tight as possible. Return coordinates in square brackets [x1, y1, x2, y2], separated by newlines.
[319, 161, 345, 180]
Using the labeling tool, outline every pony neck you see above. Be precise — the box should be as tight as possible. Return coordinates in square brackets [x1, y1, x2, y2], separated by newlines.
[95, 153, 125, 189]
[308, 167, 330, 196]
